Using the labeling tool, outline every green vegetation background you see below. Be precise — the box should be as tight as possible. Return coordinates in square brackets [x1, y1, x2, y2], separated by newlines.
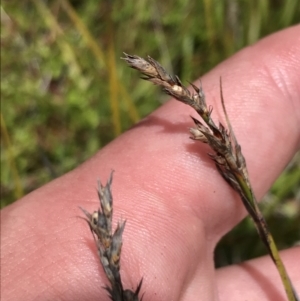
[1, 0, 299, 267]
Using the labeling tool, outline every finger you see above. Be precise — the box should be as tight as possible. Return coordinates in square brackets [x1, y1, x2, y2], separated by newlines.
[217, 247, 300, 301]
[2, 25, 300, 301]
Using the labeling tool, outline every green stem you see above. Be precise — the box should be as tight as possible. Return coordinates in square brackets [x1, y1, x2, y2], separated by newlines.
[234, 171, 298, 301]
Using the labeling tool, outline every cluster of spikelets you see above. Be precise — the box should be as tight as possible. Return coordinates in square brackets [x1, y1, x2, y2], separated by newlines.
[122, 53, 251, 201]
[80, 171, 143, 301]
[121, 53, 298, 301]
[80, 54, 298, 301]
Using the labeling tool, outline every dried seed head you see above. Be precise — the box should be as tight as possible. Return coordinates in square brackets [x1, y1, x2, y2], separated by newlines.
[80, 172, 143, 301]
[122, 54, 299, 301]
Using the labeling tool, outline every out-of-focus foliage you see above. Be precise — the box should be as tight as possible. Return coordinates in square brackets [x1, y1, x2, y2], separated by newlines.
[1, 0, 299, 266]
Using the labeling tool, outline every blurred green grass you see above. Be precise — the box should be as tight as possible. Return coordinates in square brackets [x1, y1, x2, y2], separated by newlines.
[1, 0, 299, 266]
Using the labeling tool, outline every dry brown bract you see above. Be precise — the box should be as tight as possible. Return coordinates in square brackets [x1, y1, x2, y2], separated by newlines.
[80, 171, 143, 301]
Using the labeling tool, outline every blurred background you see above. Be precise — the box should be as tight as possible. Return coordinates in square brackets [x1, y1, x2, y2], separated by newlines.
[1, 0, 299, 267]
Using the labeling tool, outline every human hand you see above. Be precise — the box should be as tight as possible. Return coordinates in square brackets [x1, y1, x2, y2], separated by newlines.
[2, 25, 300, 301]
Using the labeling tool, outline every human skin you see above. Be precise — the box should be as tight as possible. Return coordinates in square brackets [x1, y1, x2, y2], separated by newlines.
[1, 25, 300, 301]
